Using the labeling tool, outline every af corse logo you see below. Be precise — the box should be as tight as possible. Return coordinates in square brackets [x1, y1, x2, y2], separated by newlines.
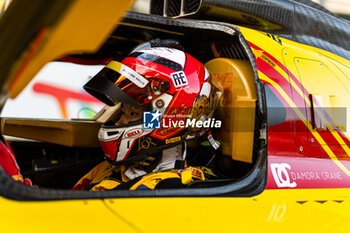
[143, 110, 161, 129]
[171, 71, 188, 87]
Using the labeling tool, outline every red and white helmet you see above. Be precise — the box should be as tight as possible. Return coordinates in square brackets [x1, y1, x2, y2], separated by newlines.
[84, 47, 222, 165]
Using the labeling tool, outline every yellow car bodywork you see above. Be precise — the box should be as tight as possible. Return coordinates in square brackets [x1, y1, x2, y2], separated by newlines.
[1, 188, 350, 232]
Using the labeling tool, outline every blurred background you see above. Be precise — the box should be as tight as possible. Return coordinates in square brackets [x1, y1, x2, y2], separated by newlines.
[312, 0, 350, 19]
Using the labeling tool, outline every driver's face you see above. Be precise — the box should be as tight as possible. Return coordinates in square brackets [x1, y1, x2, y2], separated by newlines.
[115, 104, 144, 126]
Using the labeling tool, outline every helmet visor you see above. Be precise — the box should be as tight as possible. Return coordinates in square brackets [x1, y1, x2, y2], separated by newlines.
[84, 61, 168, 108]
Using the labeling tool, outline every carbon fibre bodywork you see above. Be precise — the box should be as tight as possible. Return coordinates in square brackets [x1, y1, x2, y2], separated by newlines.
[152, 0, 350, 60]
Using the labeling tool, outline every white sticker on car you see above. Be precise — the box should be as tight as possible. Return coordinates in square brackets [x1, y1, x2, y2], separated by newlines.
[270, 163, 297, 188]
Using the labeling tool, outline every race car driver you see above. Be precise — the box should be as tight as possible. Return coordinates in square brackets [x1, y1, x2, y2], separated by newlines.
[73, 46, 223, 191]
[0, 46, 223, 191]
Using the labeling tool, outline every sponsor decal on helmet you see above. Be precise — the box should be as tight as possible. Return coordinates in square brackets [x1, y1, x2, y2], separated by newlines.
[106, 61, 149, 88]
[125, 128, 144, 138]
[165, 136, 181, 144]
[171, 71, 188, 88]
[138, 137, 156, 151]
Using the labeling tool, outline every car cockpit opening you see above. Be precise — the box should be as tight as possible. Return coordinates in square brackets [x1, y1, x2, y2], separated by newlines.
[0, 11, 267, 200]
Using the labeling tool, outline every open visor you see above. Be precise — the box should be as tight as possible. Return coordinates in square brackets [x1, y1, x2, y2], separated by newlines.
[84, 61, 167, 108]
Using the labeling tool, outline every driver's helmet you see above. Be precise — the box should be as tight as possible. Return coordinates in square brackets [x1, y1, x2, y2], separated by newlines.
[84, 47, 222, 165]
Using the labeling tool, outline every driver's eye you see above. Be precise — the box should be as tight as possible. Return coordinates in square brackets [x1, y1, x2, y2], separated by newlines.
[131, 111, 139, 116]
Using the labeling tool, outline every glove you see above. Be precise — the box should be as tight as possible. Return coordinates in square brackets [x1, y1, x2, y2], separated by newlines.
[0, 136, 32, 185]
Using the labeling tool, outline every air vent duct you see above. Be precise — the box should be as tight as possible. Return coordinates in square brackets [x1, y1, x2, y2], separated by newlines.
[150, 0, 202, 18]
